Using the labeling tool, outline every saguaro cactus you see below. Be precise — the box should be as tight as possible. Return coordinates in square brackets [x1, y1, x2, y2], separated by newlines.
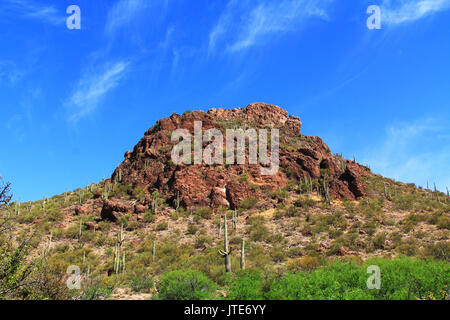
[113, 224, 126, 274]
[232, 210, 237, 230]
[240, 239, 245, 270]
[218, 214, 232, 273]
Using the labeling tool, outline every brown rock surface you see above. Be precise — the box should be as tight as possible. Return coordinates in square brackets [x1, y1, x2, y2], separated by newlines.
[101, 199, 133, 222]
[106, 103, 371, 212]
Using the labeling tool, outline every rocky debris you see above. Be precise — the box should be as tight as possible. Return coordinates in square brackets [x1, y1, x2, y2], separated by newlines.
[101, 199, 133, 222]
[83, 221, 98, 230]
[338, 247, 360, 256]
[226, 180, 255, 209]
[74, 204, 90, 215]
[134, 204, 146, 214]
[107, 102, 371, 213]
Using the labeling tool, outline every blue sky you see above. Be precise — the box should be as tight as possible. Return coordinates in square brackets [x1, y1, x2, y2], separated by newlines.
[1, 0, 449, 201]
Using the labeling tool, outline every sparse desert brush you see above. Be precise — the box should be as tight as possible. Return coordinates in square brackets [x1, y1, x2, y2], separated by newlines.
[393, 193, 416, 211]
[437, 215, 450, 230]
[240, 196, 258, 210]
[372, 232, 387, 249]
[294, 196, 315, 209]
[186, 222, 199, 235]
[195, 207, 212, 219]
[287, 256, 321, 272]
[155, 221, 168, 231]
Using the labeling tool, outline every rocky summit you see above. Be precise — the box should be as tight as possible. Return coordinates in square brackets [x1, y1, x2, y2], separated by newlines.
[103, 103, 370, 221]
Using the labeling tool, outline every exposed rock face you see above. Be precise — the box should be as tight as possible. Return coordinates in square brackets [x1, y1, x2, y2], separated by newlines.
[101, 199, 133, 222]
[109, 103, 371, 212]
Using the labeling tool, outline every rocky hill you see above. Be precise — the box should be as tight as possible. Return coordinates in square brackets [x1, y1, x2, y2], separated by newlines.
[102, 103, 370, 221]
[1, 103, 448, 300]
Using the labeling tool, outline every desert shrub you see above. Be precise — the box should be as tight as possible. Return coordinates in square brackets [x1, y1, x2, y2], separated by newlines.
[236, 173, 249, 182]
[171, 211, 179, 221]
[362, 221, 377, 236]
[269, 246, 286, 263]
[342, 199, 357, 215]
[287, 256, 321, 272]
[373, 232, 387, 249]
[186, 223, 199, 235]
[155, 221, 168, 231]
[240, 197, 258, 210]
[195, 207, 212, 219]
[230, 236, 242, 245]
[421, 241, 449, 261]
[266, 258, 450, 300]
[247, 244, 271, 269]
[358, 198, 383, 217]
[294, 196, 315, 209]
[157, 270, 216, 300]
[130, 275, 154, 293]
[397, 243, 419, 257]
[268, 233, 285, 245]
[272, 189, 289, 201]
[194, 235, 212, 249]
[393, 194, 416, 211]
[247, 217, 269, 242]
[226, 270, 264, 300]
[81, 279, 113, 300]
[283, 205, 302, 217]
[329, 229, 343, 239]
[287, 247, 303, 258]
[437, 216, 450, 230]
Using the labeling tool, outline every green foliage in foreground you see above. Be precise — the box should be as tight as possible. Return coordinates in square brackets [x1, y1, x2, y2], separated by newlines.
[157, 269, 216, 300]
[156, 258, 449, 300]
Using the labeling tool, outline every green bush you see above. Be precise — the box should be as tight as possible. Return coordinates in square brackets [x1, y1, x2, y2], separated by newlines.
[226, 270, 264, 300]
[195, 207, 212, 219]
[130, 275, 154, 293]
[264, 258, 450, 300]
[240, 197, 258, 210]
[155, 221, 168, 231]
[157, 270, 216, 300]
[294, 196, 315, 209]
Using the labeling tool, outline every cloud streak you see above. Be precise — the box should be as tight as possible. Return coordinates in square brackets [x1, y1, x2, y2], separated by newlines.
[360, 118, 450, 191]
[66, 61, 130, 122]
[381, 0, 450, 25]
[1, 0, 65, 25]
[209, 0, 332, 53]
[105, 0, 169, 36]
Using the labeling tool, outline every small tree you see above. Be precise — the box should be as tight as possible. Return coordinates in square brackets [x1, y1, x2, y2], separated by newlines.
[0, 179, 68, 299]
[0, 176, 12, 207]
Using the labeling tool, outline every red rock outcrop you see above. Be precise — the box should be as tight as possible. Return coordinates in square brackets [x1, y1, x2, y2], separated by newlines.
[107, 103, 371, 213]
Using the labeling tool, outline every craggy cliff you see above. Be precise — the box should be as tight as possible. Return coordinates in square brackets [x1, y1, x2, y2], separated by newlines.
[101, 103, 370, 220]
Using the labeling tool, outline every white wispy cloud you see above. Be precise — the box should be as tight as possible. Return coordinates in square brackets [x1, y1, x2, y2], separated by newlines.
[360, 118, 450, 191]
[66, 61, 130, 122]
[105, 0, 147, 35]
[381, 0, 450, 25]
[1, 0, 65, 25]
[105, 0, 168, 36]
[209, 0, 332, 53]
[0, 61, 24, 85]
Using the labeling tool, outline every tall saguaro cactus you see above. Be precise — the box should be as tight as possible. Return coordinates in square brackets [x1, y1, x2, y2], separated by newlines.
[114, 224, 126, 274]
[240, 239, 245, 270]
[218, 214, 232, 273]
